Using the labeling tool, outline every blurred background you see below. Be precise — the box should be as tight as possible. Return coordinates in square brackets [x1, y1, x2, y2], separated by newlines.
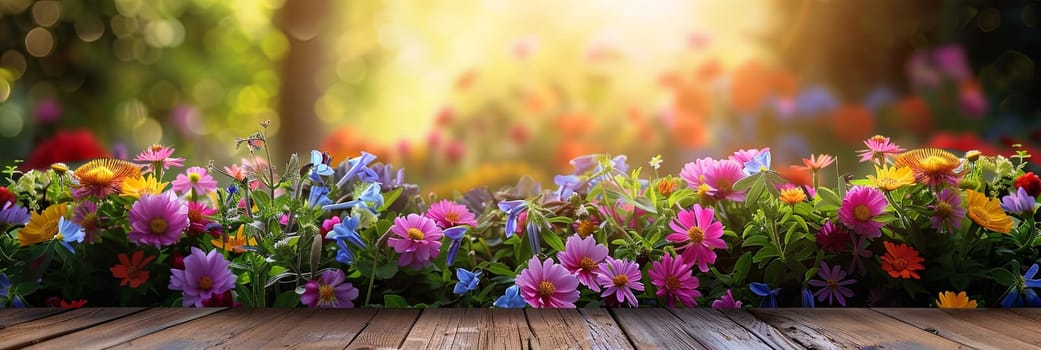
[1, 0, 1040, 194]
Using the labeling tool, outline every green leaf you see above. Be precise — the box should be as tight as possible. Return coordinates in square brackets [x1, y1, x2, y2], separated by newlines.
[733, 173, 759, 191]
[378, 188, 403, 212]
[542, 232, 565, 252]
[632, 197, 658, 214]
[384, 294, 409, 308]
[273, 290, 300, 308]
[752, 246, 779, 264]
[484, 262, 516, 277]
[733, 252, 752, 284]
[816, 187, 842, 210]
[744, 175, 767, 208]
[265, 271, 299, 288]
[376, 259, 399, 280]
[742, 235, 771, 248]
[990, 268, 1018, 287]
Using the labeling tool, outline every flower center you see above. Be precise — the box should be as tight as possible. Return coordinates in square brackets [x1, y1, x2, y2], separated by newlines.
[920, 156, 954, 173]
[86, 167, 115, 183]
[687, 226, 705, 244]
[853, 205, 872, 221]
[537, 280, 556, 298]
[826, 279, 837, 289]
[579, 257, 597, 272]
[55, 233, 64, 241]
[149, 218, 168, 234]
[407, 228, 425, 240]
[188, 173, 202, 183]
[444, 212, 460, 223]
[935, 201, 953, 217]
[696, 184, 712, 197]
[576, 220, 596, 238]
[198, 276, 213, 290]
[612, 274, 629, 287]
[319, 284, 335, 301]
[891, 257, 908, 271]
[664, 275, 681, 290]
[759, 165, 768, 173]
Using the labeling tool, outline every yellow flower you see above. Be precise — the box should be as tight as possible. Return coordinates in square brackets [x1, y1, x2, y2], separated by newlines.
[936, 291, 977, 309]
[72, 159, 142, 198]
[121, 175, 169, 199]
[212, 226, 258, 253]
[867, 165, 915, 191]
[778, 186, 807, 205]
[894, 148, 965, 187]
[965, 190, 1013, 233]
[18, 203, 68, 246]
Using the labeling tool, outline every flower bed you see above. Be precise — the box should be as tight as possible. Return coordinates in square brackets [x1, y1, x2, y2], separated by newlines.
[1, 124, 1039, 309]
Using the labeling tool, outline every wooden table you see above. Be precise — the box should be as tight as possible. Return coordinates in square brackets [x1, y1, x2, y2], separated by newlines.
[2, 307, 1039, 349]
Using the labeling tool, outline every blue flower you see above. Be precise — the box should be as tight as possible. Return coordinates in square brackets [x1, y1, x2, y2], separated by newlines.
[801, 288, 815, 308]
[453, 268, 482, 294]
[0, 202, 30, 226]
[323, 183, 384, 214]
[1000, 264, 1041, 307]
[493, 285, 527, 308]
[1001, 187, 1036, 216]
[57, 217, 84, 253]
[498, 200, 527, 238]
[308, 185, 333, 208]
[336, 151, 378, 187]
[311, 150, 334, 176]
[0, 273, 10, 299]
[443, 226, 468, 266]
[553, 175, 585, 201]
[335, 240, 355, 265]
[327, 214, 365, 248]
[750, 282, 782, 308]
[742, 150, 771, 176]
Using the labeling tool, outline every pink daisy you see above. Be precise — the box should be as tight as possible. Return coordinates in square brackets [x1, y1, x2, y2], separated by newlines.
[128, 192, 189, 247]
[593, 257, 644, 307]
[387, 214, 443, 269]
[515, 256, 580, 308]
[666, 204, 727, 272]
[557, 234, 609, 291]
[172, 167, 218, 197]
[301, 269, 359, 308]
[838, 186, 888, 238]
[648, 253, 701, 308]
[186, 201, 218, 238]
[134, 144, 185, 173]
[679, 157, 747, 201]
[930, 188, 966, 234]
[169, 247, 237, 307]
[857, 135, 904, 164]
[711, 289, 742, 309]
[728, 147, 770, 165]
[425, 199, 478, 229]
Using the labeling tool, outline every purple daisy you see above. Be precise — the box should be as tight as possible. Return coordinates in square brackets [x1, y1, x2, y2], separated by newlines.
[516, 256, 580, 308]
[301, 269, 359, 308]
[128, 192, 189, 247]
[0, 202, 31, 226]
[172, 167, 218, 197]
[387, 214, 443, 269]
[807, 262, 856, 306]
[169, 247, 237, 307]
[1001, 186, 1036, 216]
[557, 234, 609, 292]
[679, 157, 747, 201]
[425, 199, 478, 228]
[930, 188, 966, 234]
[711, 289, 742, 309]
[593, 257, 644, 307]
[838, 186, 888, 238]
[648, 253, 701, 308]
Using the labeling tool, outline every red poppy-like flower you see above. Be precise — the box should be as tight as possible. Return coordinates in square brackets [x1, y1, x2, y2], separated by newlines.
[60, 299, 88, 309]
[22, 129, 110, 171]
[881, 241, 925, 279]
[1015, 172, 1041, 198]
[110, 250, 157, 288]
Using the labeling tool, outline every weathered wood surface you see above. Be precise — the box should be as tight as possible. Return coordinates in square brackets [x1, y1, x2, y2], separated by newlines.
[2, 307, 1040, 349]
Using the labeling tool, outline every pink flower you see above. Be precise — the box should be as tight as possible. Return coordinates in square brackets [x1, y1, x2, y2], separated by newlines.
[856, 135, 905, 164]
[680, 157, 747, 201]
[666, 204, 726, 272]
[557, 234, 609, 292]
[515, 256, 580, 308]
[134, 144, 185, 173]
[728, 147, 770, 165]
[321, 216, 341, 238]
[711, 289, 742, 309]
[930, 188, 966, 234]
[387, 214, 443, 269]
[128, 192, 189, 247]
[838, 186, 888, 238]
[186, 201, 217, 238]
[425, 199, 478, 229]
[594, 257, 644, 307]
[648, 254, 701, 308]
[816, 219, 851, 253]
[301, 269, 359, 308]
[172, 167, 218, 197]
[169, 247, 237, 307]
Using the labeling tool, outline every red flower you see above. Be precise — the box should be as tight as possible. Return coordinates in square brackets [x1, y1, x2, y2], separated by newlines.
[0, 186, 15, 206]
[881, 241, 925, 279]
[60, 299, 88, 308]
[1015, 172, 1041, 198]
[202, 290, 239, 307]
[22, 129, 109, 171]
[110, 250, 156, 288]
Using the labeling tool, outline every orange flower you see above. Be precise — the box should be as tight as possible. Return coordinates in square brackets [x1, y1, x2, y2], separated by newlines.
[212, 226, 259, 253]
[110, 250, 156, 288]
[881, 241, 925, 279]
[936, 291, 977, 309]
[779, 186, 807, 205]
[72, 159, 142, 199]
[18, 203, 67, 246]
[801, 154, 835, 172]
[894, 148, 965, 188]
[964, 190, 1013, 234]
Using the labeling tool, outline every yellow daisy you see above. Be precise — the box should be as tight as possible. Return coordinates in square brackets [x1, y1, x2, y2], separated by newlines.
[212, 226, 259, 253]
[867, 165, 915, 191]
[965, 190, 1013, 234]
[894, 148, 965, 187]
[936, 291, 977, 309]
[120, 175, 169, 199]
[778, 186, 807, 205]
[72, 159, 142, 198]
[18, 203, 68, 246]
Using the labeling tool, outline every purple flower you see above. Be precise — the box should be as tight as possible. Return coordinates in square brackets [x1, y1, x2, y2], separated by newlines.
[931, 188, 966, 234]
[443, 226, 468, 266]
[128, 192, 189, 247]
[801, 288, 815, 308]
[335, 151, 378, 187]
[593, 257, 644, 307]
[553, 175, 586, 201]
[172, 167, 218, 197]
[1001, 187, 1036, 216]
[808, 262, 856, 306]
[516, 256, 580, 308]
[169, 247, 237, 307]
[558, 234, 609, 292]
[387, 214, 443, 269]
[711, 289, 742, 309]
[301, 269, 359, 308]
[498, 200, 527, 238]
[0, 202, 30, 226]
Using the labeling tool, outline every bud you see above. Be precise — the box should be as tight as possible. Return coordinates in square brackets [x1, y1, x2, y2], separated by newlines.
[50, 162, 69, 174]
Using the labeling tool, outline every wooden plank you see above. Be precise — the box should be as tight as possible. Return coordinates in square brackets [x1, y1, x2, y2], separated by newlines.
[401, 308, 469, 349]
[875, 308, 1040, 349]
[526, 308, 633, 350]
[612, 308, 706, 350]
[452, 308, 492, 348]
[488, 308, 536, 350]
[0, 307, 144, 349]
[108, 308, 376, 349]
[347, 308, 421, 349]
[668, 308, 777, 350]
[0, 309, 67, 329]
[22, 307, 224, 349]
[718, 309, 804, 350]
[751, 308, 970, 350]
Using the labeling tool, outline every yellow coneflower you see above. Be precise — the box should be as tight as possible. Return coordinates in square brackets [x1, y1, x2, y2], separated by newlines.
[120, 175, 169, 199]
[964, 190, 1013, 233]
[936, 291, 977, 309]
[778, 186, 807, 205]
[894, 149, 965, 187]
[867, 165, 916, 191]
[212, 226, 259, 253]
[18, 203, 67, 246]
[72, 159, 142, 199]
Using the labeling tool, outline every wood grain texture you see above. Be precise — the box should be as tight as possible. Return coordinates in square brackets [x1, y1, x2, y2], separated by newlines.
[612, 308, 706, 350]
[0, 307, 144, 350]
[718, 309, 804, 350]
[875, 308, 1040, 349]
[669, 308, 776, 350]
[23, 307, 224, 350]
[526, 308, 633, 350]
[751, 308, 971, 350]
[488, 308, 536, 350]
[0, 309, 67, 329]
[401, 308, 469, 349]
[347, 308, 420, 350]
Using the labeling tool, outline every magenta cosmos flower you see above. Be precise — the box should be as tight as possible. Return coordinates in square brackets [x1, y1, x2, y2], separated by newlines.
[301, 269, 359, 308]
[838, 186, 888, 238]
[134, 144, 185, 172]
[425, 199, 478, 228]
[667, 204, 726, 272]
[557, 234, 609, 291]
[711, 289, 742, 309]
[169, 247, 237, 307]
[680, 157, 746, 201]
[648, 253, 701, 308]
[807, 262, 856, 306]
[856, 135, 905, 164]
[172, 166, 218, 196]
[128, 192, 189, 247]
[515, 256, 580, 308]
[387, 214, 443, 269]
[931, 188, 966, 234]
[594, 257, 644, 307]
